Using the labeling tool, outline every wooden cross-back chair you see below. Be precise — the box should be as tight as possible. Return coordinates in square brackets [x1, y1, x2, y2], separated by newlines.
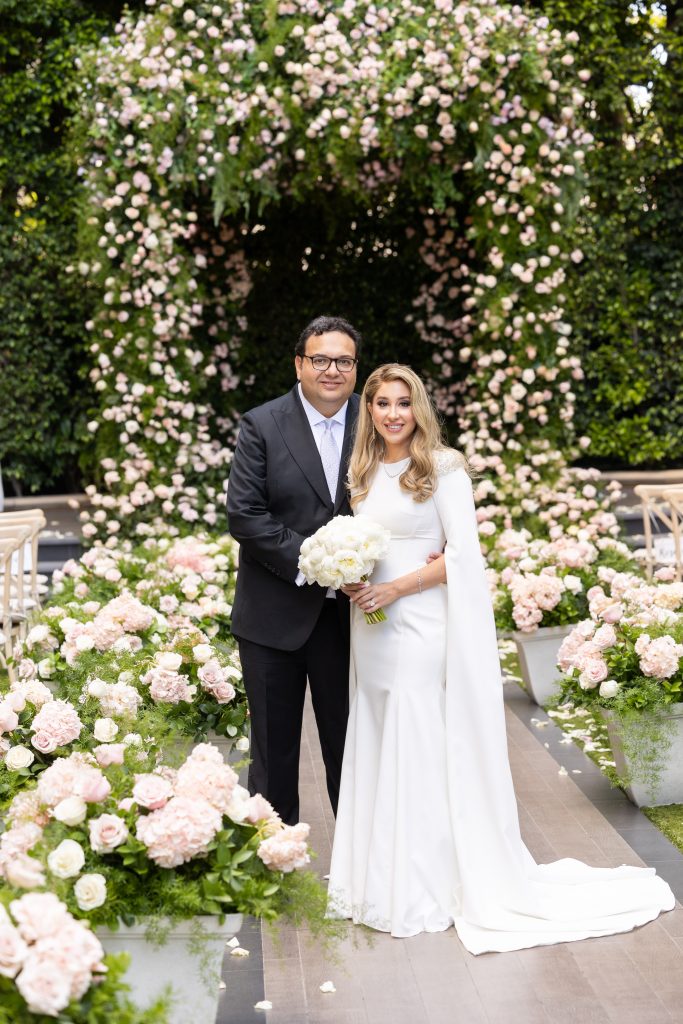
[633, 484, 683, 580]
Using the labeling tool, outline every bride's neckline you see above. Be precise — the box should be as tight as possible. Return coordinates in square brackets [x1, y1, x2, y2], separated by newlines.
[381, 455, 410, 478]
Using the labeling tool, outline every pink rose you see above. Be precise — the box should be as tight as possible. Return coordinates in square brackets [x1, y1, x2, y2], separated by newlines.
[89, 813, 129, 853]
[257, 822, 310, 873]
[593, 624, 617, 650]
[15, 955, 73, 1015]
[93, 743, 126, 767]
[132, 773, 174, 810]
[0, 703, 19, 735]
[79, 772, 112, 804]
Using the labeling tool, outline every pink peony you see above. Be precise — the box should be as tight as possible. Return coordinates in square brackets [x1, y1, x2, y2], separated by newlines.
[132, 773, 174, 810]
[175, 744, 238, 813]
[30, 700, 83, 753]
[639, 635, 683, 679]
[89, 813, 129, 853]
[98, 681, 142, 718]
[0, 922, 28, 978]
[15, 955, 72, 1015]
[135, 795, 222, 867]
[144, 666, 194, 703]
[100, 592, 155, 632]
[257, 822, 311, 873]
[9, 893, 71, 943]
[36, 753, 109, 808]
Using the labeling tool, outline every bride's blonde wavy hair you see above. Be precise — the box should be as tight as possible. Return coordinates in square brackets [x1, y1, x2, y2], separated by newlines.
[349, 364, 452, 507]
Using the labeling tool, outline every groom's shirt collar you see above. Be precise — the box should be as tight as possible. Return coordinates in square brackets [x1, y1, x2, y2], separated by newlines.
[297, 383, 348, 432]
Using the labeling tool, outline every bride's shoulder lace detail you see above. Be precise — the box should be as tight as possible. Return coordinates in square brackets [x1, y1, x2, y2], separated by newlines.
[433, 448, 466, 477]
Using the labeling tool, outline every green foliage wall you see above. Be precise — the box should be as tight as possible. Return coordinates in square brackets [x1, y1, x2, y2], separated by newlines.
[0, 0, 144, 494]
[530, 0, 683, 467]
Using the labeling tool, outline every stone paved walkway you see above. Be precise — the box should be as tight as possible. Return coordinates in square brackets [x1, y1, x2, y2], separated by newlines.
[224, 686, 683, 1024]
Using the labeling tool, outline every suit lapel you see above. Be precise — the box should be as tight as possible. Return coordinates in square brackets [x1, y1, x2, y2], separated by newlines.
[334, 393, 359, 513]
[272, 387, 332, 508]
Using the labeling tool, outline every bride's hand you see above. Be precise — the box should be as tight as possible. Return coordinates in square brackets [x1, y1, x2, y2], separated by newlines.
[347, 581, 398, 613]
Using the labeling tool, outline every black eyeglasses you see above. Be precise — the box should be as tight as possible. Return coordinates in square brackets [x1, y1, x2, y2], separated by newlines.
[302, 355, 358, 373]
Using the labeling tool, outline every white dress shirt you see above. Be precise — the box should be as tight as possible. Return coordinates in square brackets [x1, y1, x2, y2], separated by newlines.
[295, 384, 348, 591]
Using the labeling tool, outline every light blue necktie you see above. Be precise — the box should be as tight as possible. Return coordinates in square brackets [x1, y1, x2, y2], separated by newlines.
[320, 419, 340, 502]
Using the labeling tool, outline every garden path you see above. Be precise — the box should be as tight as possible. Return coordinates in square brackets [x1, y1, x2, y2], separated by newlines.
[223, 684, 683, 1024]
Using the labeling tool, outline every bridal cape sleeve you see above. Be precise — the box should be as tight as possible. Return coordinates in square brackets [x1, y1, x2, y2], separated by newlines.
[432, 456, 675, 954]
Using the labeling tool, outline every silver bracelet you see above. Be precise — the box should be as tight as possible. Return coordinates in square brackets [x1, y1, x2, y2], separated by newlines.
[416, 569, 423, 594]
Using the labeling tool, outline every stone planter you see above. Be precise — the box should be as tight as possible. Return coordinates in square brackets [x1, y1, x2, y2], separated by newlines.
[98, 914, 242, 1024]
[513, 624, 573, 706]
[601, 707, 683, 807]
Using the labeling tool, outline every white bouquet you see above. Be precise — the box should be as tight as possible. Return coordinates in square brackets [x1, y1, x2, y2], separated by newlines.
[298, 515, 390, 623]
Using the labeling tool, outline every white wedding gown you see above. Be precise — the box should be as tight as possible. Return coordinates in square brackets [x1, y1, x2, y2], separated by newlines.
[327, 452, 675, 954]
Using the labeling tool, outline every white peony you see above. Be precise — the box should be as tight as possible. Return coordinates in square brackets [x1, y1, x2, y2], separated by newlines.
[74, 873, 107, 911]
[47, 839, 85, 879]
[155, 651, 183, 672]
[87, 677, 108, 698]
[93, 718, 119, 742]
[5, 745, 35, 771]
[53, 796, 88, 826]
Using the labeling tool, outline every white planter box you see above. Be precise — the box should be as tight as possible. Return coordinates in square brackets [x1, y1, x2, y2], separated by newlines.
[98, 914, 242, 1024]
[601, 707, 683, 807]
[513, 624, 573, 706]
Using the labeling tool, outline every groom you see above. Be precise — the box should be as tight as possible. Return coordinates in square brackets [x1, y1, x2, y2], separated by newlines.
[226, 315, 361, 825]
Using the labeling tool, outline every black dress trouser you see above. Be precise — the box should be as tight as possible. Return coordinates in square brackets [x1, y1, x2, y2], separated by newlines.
[237, 599, 350, 826]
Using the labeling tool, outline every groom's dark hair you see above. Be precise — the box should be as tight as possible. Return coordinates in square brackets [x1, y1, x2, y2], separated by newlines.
[296, 315, 362, 358]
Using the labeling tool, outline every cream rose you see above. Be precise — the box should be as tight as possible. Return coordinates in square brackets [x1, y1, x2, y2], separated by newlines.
[5, 745, 35, 771]
[93, 717, 119, 742]
[74, 873, 107, 911]
[36, 655, 54, 679]
[53, 796, 88, 827]
[47, 839, 85, 879]
[599, 679, 620, 699]
[192, 643, 213, 663]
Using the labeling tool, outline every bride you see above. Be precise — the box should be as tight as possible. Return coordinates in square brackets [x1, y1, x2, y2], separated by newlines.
[327, 363, 674, 955]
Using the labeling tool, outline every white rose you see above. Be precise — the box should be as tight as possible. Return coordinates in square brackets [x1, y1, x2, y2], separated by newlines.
[74, 873, 108, 911]
[93, 718, 119, 742]
[563, 575, 583, 594]
[37, 659, 55, 679]
[53, 796, 88, 826]
[27, 624, 49, 646]
[75, 633, 95, 653]
[122, 732, 142, 746]
[155, 651, 183, 672]
[5, 745, 35, 771]
[117, 671, 134, 684]
[87, 677, 108, 698]
[235, 736, 250, 752]
[599, 679, 620, 699]
[192, 644, 213, 663]
[47, 839, 85, 879]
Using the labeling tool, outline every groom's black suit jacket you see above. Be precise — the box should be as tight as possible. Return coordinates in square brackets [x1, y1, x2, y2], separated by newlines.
[227, 385, 360, 651]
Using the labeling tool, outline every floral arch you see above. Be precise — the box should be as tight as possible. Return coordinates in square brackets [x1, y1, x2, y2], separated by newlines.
[75, 0, 593, 541]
